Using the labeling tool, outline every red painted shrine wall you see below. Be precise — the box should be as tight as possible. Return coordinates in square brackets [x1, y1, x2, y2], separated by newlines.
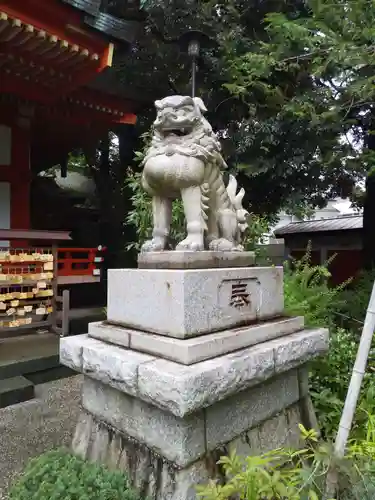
[0, 111, 31, 232]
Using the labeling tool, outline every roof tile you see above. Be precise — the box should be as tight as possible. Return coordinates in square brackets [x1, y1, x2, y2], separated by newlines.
[274, 215, 363, 236]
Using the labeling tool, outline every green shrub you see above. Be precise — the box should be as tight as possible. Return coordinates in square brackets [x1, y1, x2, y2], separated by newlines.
[197, 425, 375, 500]
[9, 449, 140, 500]
[125, 169, 271, 253]
[309, 327, 375, 440]
[283, 243, 347, 328]
[309, 328, 358, 438]
[282, 247, 375, 441]
[335, 269, 375, 332]
[125, 170, 186, 251]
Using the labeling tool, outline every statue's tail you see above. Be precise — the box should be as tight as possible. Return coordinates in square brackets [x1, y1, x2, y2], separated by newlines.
[226, 175, 249, 233]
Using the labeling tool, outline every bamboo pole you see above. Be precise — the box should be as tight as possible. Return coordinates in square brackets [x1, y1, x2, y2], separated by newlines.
[325, 280, 375, 498]
[334, 280, 375, 456]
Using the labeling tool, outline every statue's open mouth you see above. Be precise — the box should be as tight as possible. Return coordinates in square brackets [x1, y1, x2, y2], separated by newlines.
[163, 127, 192, 137]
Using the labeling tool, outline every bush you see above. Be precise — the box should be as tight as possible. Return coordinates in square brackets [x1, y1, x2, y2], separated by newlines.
[335, 269, 375, 332]
[125, 169, 271, 253]
[9, 449, 140, 500]
[309, 327, 375, 439]
[309, 328, 359, 438]
[197, 425, 375, 500]
[283, 243, 347, 328]
[282, 247, 375, 441]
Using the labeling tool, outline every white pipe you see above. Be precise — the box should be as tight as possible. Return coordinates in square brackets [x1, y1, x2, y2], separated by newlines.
[334, 280, 375, 457]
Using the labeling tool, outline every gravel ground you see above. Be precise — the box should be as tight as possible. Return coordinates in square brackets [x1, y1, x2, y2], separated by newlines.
[0, 375, 83, 499]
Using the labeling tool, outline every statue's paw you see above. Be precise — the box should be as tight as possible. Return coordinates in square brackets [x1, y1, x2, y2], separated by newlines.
[208, 238, 238, 252]
[176, 237, 204, 252]
[141, 238, 166, 252]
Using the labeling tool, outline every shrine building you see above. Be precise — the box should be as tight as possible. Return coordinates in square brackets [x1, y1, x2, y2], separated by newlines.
[0, 0, 146, 279]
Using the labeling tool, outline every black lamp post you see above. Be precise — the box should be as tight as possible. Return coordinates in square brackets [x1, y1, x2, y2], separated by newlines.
[178, 30, 212, 97]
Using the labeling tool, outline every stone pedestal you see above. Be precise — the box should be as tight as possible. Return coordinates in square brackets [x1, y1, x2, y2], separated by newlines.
[107, 265, 283, 337]
[60, 253, 328, 500]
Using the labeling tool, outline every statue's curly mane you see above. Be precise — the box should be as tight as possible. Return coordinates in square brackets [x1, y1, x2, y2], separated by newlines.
[144, 117, 224, 165]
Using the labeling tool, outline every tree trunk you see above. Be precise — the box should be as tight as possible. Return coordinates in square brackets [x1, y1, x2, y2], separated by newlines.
[363, 173, 375, 270]
[113, 123, 138, 268]
[85, 126, 138, 274]
[363, 111, 375, 270]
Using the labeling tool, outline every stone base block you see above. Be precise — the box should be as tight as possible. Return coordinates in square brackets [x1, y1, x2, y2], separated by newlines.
[60, 328, 328, 417]
[82, 377, 206, 467]
[81, 369, 300, 466]
[72, 398, 305, 500]
[72, 411, 211, 500]
[88, 316, 304, 365]
[66, 327, 327, 500]
[107, 266, 283, 338]
[138, 251, 255, 269]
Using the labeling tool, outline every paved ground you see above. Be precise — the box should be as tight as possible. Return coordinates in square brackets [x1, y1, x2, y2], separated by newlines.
[0, 375, 83, 499]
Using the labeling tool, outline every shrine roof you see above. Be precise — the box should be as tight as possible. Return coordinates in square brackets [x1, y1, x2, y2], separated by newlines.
[0, 0, 151, 111]
[274, 215, 363, 236]
[59, 0, 143, 45]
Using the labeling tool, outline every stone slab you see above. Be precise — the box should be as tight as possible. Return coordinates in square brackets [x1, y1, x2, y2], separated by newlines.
[205, 370, 299, 449]
[60, 334, 155, 397]
[138, 251, 255, 269]
[60, 334, 86, 371]
[89, 321, 130, 347]
[89, 316, 304, 365]
[107, 266, 284, 338]
[223, 403, 303, 459]
[0, 376, 35, 408]
[82, 377, 206, 467]
[60, 328, 328, 417]
[271, 330, 329, 373]
[82, 339, 155, 397]
[137, 328, 328, 417]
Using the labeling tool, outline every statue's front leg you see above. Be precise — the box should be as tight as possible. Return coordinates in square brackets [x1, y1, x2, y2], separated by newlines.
[176, 186, 205, 251]
[141, 196, 172, 252]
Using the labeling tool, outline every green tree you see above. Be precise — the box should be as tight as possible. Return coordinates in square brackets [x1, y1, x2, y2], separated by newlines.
[115, 0, 355, 218]
[72, 0, 370, 259]
[219, 0, 373, 255]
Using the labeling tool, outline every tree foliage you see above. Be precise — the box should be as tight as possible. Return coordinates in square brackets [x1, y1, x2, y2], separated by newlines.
[66, 0, 375, 257]
[222, 0, 375, 204]
[115, 0, 368, 218]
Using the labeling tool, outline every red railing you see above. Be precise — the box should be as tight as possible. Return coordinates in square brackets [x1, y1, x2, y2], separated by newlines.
[57, 246, 105, 278]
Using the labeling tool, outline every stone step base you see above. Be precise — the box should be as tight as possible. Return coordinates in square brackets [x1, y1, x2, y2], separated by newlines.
[0, 333, 59, 380]
[0, 376, 35, 408]
[25, 365, 76, 385]
[88, 316, 304, 365]
[138, 251, 255, 269]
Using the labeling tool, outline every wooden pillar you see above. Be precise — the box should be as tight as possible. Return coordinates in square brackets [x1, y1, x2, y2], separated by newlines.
[10, 121, 31, 230]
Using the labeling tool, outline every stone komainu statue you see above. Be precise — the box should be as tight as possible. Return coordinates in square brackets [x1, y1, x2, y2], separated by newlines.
[141, 95, 249, 252]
